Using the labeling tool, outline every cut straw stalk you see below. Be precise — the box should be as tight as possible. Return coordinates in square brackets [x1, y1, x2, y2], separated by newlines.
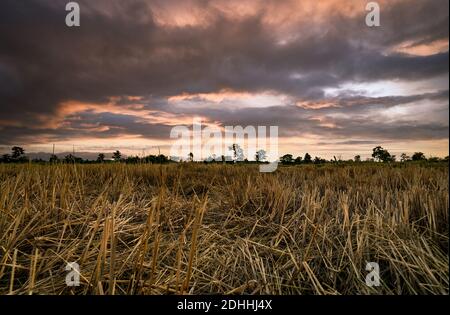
[182, 197, 208, 294]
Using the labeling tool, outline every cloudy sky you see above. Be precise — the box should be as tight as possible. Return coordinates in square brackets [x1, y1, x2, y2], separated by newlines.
[0, 0, 448, 159]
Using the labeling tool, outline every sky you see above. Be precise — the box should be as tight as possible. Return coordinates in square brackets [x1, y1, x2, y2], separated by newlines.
[0, 0, 448, 160]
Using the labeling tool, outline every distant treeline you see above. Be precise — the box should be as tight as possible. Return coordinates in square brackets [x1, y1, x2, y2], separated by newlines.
[0, 148, 173, 164]
[0, 146, 448, 164]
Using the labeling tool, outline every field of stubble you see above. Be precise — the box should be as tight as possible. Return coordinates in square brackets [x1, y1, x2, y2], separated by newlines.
[0, 163, 448, 295]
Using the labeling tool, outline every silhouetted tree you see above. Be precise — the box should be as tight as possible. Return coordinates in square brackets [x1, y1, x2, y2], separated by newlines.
[125, 156, 140, 164]
[156, 154, 169, 163]
[49, 154, 59, 163]
[143, 154, 169, 164]
[303, 153, 312, 163]
[1, 154, 11, 163]
[188, 152, 194, 162]
[280, 154, 293, 164]
[11, 146, 25, 159]
[314, 156, 326, 164]
[411, 152, 426, 161]
[354, 155, 361, 162]
[64, 154, 82, 163]
[294, 156, 302, 164]
[372, 146, 395, 162]
[428, 156, 441, 162]
[97, 153, 105, 163]
[6, 146, 28, 162]
[400, 153, 410, 162]
[112, 150, 122, 162]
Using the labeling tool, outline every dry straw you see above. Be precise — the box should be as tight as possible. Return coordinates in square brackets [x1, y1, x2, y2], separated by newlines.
[0, 163, 447, 294]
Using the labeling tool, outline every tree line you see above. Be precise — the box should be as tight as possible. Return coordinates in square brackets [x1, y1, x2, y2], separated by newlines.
[0, 148, 171, 164]
[278, 146, 448, 164]
[0, 145, 448, 165]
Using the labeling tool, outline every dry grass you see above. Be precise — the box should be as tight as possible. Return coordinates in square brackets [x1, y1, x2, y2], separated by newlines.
[0, 163, 448, 295]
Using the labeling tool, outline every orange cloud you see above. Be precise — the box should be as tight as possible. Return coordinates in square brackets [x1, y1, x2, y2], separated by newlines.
[296, 100, 339, 109]
[44, 99, 203, 129]
[168, 90, 255, 103]
[390, 39, 449, 56]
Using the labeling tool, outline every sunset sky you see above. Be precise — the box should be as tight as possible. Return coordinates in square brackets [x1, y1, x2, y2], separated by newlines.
[0, 0, 448, 160]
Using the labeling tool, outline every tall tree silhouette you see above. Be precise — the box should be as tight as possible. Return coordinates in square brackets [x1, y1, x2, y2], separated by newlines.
[280, 154, 293, 164]
[97, 153, 105, 163]
[303, 153, 312, 163]
[112, 150, 122, 162]
[372, 146, 395, 162]
[11, 146, 25, 159]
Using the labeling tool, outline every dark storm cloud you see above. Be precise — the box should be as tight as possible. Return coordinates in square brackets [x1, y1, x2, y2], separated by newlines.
[0, 0, 448, 145]
[374, 0, 449, 46]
